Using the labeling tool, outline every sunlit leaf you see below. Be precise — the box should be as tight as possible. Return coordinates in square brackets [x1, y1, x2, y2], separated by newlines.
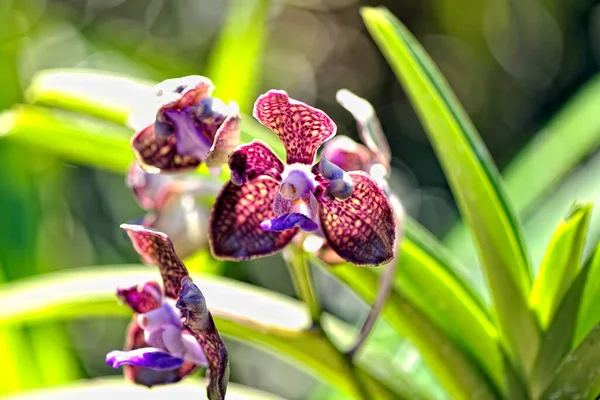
[321, 260, 500, 399]
[206, 0, 270, 113]
[530, 203, 591, 328]
[24, 69, 285, 158]
[0, 105, 132, 174]
[362, 6, 539, 373]
[2, 378, 284, 400]
[531, 243, 600, 398]
[576, 241, 600, 344]
[447, 73, 600, 266]
[0, 267, 397, 399]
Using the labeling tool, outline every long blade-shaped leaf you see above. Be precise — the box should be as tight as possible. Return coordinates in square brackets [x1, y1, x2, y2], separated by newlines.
[25, 69, 284, 157]
[0, 106, 132, 174]
[3, 379, 284, 400]
[530, 203, 591, 328]
[576, 239, 600, 344]
[205, 0, 270, 113]
[446, 73, 600, 264]
[0, 267, 396, 399]
[531, 244, 600, 398]
[362, 6, 539, 372]
[540, 321, 600, 399]
[322, 261, 501, 399]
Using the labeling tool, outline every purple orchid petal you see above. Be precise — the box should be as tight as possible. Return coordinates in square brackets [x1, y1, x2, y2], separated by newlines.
[319, 158, 354, 200]
[261, 213, 319, 232]
[137, 302, 181, 331]
[131, 124, 202, 173]
[205, 104, 242, 168]
[177, 278, 229, 400]
[318, 171, 396, 266]
[165, 107, 212, 160]
[181, 331, 209, 365]
[106, 348, 185, 370]
[252, 90, 337, 165]
[209, 178, 298, 260]
[121, 224, 190, 299]
[117, 281, 162, 314]
[228, 140, 284, 185]
[321, 136, 372, 173]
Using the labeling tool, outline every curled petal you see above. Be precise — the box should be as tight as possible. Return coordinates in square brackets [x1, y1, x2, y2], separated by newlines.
[131, 124, 201, 173]
[321, 136, 372, 173]
[117, 281, 162, 314]
[252, 90, 336, 165]
[318, 171, 396, 266]
[209, 178, 298, 260]
[155, 75, 214, 109]
[121, 224, 189, 299]
[261, 213, 318, 232]
[205, 104, 242, 168]
[177, 278, 229, 400]
[106, 348, 184, 370]
[228, 140, 284, 185]
[319, 158, 354, 199]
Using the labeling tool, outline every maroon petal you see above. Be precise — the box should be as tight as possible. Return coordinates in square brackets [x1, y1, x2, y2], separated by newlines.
[318, 171, 396, 266]
[228, 140, 284, 185]
[252, 90, 336, 165]
[131, 124, 201, 173]
[122, 316, 197, 387]
[205, 105, 242, 168]
[117, 281, 162, 314]
[209, 178, 297, 260]
[121, 224, 190, 299]
[177, 278, 229, 400]
[321, 136, 372, 173]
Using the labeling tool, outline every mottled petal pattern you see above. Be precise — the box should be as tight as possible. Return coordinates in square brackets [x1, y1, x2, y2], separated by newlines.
[117, 281, 162, 314]
[261, 213, 318, 232]
[121, 224, 189, 299]
[318, 172, 396, 266]
[106, 348, 184, 370]
[205, 105, 242, 168]
[252, 90, 336, 165]
[209, 178, 297, 260]
[131, 124, 201, 173]
[228, 140, 284, 185]
[177, 278, 229, 400]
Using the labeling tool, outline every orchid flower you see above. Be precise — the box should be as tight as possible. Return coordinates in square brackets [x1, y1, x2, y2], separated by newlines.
[107, 224, 228, 399]
[209, 90, 396, 266]
[126, 162, 220, 259]
[131, 75, 241, 173]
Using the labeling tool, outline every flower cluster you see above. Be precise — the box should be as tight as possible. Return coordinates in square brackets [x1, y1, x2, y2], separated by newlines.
[209, 90, 396, 265]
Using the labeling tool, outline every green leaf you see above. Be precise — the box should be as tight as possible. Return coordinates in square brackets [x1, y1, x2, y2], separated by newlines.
[540, 322, 600, 399]
[530, 203, 592, 328]
[0, 105, 132, 174]
[321, 260, 500, 399]
[531, 243, 600, 398]
[446, 73, 600, 267]
[398, 221, 505, 393]
[362, 6, 539, 372]
[576, 241, 600, 344]
[2, 378, 285, 400]
[24, 69, 285, 158]
[0, 266, 395, 399]
[206, 0, 270, 113]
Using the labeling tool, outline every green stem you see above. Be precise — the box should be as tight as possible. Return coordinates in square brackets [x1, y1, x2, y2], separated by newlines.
[283, 244, 372, 400]
[283, 245, 321, 324]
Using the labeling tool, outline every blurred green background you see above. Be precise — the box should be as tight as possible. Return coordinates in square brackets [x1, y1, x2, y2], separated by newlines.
[2, 0, 600, 398]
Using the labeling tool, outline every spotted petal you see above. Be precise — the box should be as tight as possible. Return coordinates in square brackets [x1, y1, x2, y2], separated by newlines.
[318, 171, 396, 266]
[252, 90, 336, 165]
[209, 178, 297, 260]
[131, 124, 202, 173]
[177, 278, 229, 400]
[228, 140, 284, 185]
[121, 224, 190, 299]
[117, 281, 162, 314]
[205, 104, 242, 168]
